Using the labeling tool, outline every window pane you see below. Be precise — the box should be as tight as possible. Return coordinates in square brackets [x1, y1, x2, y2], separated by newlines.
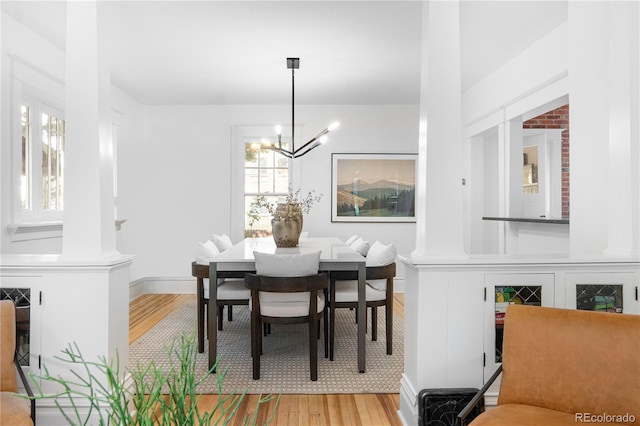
[41, 112, 65, 211]
[21, 105, 31, 210]
[274, 168, 289, 193]
[42, 113, 51, 210]
[245, 195, 282, 238]
[57, 119, 65, 210]
[245, 168, 259, 193]
[245, 143, 258, 167]
[258, 149, 272, 168]
[276, 152, 289, 168]
[259, 169, 274, 193]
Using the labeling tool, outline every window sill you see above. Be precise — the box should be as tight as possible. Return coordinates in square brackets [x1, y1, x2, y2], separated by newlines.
[8, 222, 63, 242]
[8, 219, 128, 242]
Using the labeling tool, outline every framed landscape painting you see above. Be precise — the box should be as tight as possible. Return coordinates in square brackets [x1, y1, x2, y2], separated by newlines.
[331, 153, 417, 222]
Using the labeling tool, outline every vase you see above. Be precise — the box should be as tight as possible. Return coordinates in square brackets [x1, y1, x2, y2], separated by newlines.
[271, 207, 303, 247]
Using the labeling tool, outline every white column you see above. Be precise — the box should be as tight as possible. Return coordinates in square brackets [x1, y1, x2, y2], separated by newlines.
[412, 0, 465, 259]
[635, 2, 640, 257]
[606, 2, 639, 256]
[569, 1, 640, 256]
[567, 1, 610, 254]
[62, 1, 117, 259]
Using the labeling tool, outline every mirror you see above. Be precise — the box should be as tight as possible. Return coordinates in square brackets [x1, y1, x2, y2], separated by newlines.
[522, 145, 538, 194]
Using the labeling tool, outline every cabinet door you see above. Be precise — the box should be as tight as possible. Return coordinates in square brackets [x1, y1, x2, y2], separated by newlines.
[565, 272, 639, 315]
[0, 277, 42, 387]
[483, 273, 555, 381]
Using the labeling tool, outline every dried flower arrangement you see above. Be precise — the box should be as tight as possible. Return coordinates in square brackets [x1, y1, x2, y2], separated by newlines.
[247, 188, 322, 227]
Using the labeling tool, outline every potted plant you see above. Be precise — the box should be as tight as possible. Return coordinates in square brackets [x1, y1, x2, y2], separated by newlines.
[247, 188, 322, 247]
[27, 333, 278, 425]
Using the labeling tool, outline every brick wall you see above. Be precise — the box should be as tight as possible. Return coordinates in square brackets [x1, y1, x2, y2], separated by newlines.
[523, 104, 570, 218]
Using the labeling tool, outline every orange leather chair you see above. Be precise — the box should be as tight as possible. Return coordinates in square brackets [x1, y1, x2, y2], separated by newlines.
[0, 300, 35, 425]
[459, 304, 640, 425]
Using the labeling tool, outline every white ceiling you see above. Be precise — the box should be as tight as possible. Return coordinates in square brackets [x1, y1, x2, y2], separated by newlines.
[2, 1, 567, 106]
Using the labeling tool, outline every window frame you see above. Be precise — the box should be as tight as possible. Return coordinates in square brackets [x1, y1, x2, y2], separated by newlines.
[18, 96, 65, 224]
[243, 138, 291, 237]
[8, 58, 66, 241]
[230, 125, 302, 242]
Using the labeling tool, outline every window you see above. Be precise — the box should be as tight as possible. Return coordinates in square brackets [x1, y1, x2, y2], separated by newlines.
[244, 139, 290, 237]
[19, 99, 65, 223]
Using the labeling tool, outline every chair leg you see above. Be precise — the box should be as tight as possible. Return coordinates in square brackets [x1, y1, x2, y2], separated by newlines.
[228, 305, 233, 322]
[329, 288, 336, 361]
[252, 317, 261, 380]
[198, 304, 205, 353]
[204, 303, 209, 341]
[309, 315, 318, 381]
[217, 305, 224, 331]
[371, 307, 378, 341]
[386, 301, 393, 355]
[197, 278, 205, 353]
[323, 290, 329, 359]
[323, 312, 329, 359]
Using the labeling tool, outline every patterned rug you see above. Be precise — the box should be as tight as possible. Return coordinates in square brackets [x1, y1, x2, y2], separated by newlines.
[129, 298, 403, 394]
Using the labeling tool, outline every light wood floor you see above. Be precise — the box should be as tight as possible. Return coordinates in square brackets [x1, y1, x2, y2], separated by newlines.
[130, 293, 405, 426]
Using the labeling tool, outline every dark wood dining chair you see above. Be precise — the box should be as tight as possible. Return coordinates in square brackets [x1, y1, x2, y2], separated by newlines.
[329, 262, 396, 361]
[191, 262, 249, 353]
[245, 272, 329, 381]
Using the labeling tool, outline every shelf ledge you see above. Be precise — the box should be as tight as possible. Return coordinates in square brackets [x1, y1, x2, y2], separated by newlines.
[482, 216, 569, 225]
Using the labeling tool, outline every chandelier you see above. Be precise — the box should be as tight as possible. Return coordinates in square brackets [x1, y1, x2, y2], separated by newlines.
[263, 57, 339, 158]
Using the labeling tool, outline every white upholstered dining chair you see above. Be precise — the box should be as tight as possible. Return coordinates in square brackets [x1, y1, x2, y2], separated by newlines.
[193, 237, 250, 353]
[329, 240, 397, 360]
[245, 251, 329, 381]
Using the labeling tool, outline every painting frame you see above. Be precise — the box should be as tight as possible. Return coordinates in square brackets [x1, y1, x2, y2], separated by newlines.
[331, 153, 418, 223]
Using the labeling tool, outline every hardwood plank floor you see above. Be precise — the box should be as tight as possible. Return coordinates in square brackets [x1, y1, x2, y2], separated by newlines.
[130, 293, 404, 425]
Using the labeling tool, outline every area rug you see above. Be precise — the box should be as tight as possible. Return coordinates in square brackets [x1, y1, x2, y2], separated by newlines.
[129, 298, 403, 394]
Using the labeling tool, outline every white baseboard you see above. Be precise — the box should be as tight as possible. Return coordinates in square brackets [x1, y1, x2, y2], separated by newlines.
[129, 277, 194, 301]
[399, 373, 419, 425]
[130, 276, 405, 300]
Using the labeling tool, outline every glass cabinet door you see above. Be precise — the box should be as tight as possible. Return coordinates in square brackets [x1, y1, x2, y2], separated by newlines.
[565, 273, 639, 315]
[1, 288, 32, 366]
[1, 277, 41, 387]
[484, 273, 555, 381]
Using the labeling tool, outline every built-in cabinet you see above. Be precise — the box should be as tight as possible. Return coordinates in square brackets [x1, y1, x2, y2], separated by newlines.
[480, 268, 640, 380]
[0, 255, 132, 424]
[480, 270, 639, 392]
[399, 255, 639, 425]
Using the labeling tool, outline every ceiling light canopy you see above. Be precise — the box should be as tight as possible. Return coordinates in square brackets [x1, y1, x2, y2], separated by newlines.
[263, 57, 339, 159]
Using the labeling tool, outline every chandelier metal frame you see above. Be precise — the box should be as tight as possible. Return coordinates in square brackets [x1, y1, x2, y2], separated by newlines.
[264, 57, 338, 159]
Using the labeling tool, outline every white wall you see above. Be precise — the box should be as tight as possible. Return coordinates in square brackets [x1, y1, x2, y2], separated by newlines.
[462, 21, 568, 128]
[116, 104, 418, 282]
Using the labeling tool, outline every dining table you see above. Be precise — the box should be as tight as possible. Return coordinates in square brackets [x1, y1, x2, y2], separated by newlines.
[205, 237, 368, 373]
